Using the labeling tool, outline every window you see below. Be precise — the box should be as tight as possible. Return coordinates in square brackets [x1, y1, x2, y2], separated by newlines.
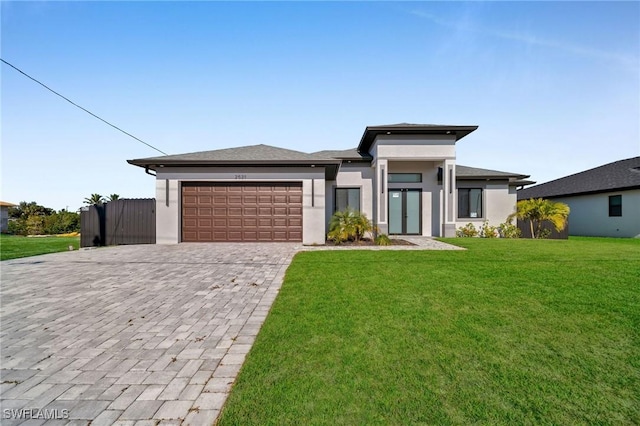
[458, 188, 483, 218]
[609, 195, 622, 217]
[388, 173, 422, 183]
[335, 188, 360, 212]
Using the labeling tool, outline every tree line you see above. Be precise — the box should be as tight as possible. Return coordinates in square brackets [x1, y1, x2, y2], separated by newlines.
[6, 194, 121, 235]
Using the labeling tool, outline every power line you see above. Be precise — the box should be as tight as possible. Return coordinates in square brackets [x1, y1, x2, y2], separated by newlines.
[1, 58, 168, 156]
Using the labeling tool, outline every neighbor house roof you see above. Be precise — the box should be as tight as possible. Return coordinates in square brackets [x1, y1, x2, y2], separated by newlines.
[0, 201, 17, 207]
[517, 156, 640, 199]
[357, 123, 478, 154]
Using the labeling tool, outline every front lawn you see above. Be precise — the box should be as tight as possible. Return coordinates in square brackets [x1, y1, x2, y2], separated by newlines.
[0, 234, 80, 261]
[218, 237, 640, 425]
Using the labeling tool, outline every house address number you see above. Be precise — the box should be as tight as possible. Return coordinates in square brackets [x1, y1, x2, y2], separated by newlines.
[234, 174, 247, 180]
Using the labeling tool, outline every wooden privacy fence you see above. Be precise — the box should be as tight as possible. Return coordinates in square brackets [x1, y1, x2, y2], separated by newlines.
[80, 199, 155, 247]
[517, 219, 569, 239]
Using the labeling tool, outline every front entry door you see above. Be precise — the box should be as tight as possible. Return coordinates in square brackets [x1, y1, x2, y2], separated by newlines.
[389, 189, 421, 235]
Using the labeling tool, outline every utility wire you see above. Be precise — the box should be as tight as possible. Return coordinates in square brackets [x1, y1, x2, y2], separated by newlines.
[1, 58, 168, 156]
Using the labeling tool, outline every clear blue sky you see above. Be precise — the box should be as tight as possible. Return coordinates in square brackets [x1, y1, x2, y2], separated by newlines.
[2, 1, 639, 211]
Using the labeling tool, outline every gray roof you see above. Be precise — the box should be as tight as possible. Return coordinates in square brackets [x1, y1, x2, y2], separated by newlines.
[129, 144, 326, 164]
[358, 123, 478, 154]
[518, 156, 640, 199]
[310, 148, 372, 160]
[456, 165, 529, 180]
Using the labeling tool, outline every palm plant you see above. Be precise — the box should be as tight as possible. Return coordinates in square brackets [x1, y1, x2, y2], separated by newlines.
[509, 198, 570, 238]
[327, 208, 373, 244]
[107, 194, 120, 201]
[84, 193, 105, 206]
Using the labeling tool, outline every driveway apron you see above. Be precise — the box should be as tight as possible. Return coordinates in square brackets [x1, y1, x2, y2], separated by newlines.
[0, 243, 300, 425]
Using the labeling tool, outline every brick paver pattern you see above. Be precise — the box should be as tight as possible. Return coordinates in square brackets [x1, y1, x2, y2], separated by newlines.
[1, 243, 300, 425]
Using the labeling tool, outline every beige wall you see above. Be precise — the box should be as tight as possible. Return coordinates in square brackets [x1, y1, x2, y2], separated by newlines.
[553, 190, 640, 238]
[155, 166, 326, 245]
[455, 180, 517, 229]
[325, 163, 374, 228]
[371, 135, 457, 160]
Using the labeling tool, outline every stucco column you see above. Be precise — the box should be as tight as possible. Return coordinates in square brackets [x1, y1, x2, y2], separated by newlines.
[155, 178, 180, 244]
[374, 159, 389, 235]
[302, 177, 326, 245]
[442, 160, 457, 237]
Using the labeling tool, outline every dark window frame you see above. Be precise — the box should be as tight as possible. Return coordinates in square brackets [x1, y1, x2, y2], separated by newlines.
[458, 188, 483, 219]
[608, 194, 622, 217]
[388, 173, 423, 183]
[334, 187, 361, 212]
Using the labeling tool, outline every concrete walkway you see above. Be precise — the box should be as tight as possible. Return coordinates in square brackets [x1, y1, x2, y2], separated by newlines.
[0, 238, 461, 425]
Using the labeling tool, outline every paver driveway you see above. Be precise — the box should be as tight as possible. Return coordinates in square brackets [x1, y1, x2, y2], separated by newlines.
[0, 243, 301, 425]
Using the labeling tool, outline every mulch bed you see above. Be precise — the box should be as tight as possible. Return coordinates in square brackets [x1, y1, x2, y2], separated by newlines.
[324, 238, 415, 247]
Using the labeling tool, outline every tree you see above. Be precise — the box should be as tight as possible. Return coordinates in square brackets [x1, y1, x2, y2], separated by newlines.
[509, 198, 570, 238]
[84, 194, 105, 205]
[9, 201, 53, 219]
[107, 194, 120, 201]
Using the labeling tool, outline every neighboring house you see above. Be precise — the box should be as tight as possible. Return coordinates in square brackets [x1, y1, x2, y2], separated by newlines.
[128, 123, 531, 244]
[0, 201, 17, 233]
[518, 157, 640, 238]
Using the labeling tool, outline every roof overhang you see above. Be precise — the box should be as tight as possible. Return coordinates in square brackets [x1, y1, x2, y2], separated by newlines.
[127, 159, 342, 180]
[357, 124, 478, 154]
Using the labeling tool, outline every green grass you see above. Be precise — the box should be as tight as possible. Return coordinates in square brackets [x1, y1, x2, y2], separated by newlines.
[218, 237, 640, 425]
[0, 234, 80, 261]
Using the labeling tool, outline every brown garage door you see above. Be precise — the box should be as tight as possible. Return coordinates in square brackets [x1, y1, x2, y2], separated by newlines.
[182, 182, 303, 242]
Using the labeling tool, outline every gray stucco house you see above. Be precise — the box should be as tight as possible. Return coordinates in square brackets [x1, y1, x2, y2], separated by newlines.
[518, 156, 640, 238]
[0, 201, 16, 233]
[128, 123, 531, 244]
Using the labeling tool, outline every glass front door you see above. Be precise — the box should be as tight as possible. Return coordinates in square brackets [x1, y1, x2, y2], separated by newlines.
[388, 189, 421, 235]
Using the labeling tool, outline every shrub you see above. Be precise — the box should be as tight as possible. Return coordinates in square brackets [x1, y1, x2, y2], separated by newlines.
[7, 219, 27, 235]
[479, 221, 498, 238]
[328, 208, 373, 244]
[25, 215, 45, 235]
[374, 234, 392, 246]
[456, 223, 478, 237]
[499, 221, 521, 239]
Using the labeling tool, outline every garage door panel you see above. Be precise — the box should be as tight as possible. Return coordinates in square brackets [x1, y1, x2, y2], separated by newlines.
[182, 183, 302, 242]
[273, 218, 287, 227]
[289, 217, 302, 227]
[228, 218, 242, 227]
[198, 218, 213, 228]
[258, 218, 273, 227]
[273, 207, 287, 215]
[198, 231, 213, 240]
[213, 218, 227, 227]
